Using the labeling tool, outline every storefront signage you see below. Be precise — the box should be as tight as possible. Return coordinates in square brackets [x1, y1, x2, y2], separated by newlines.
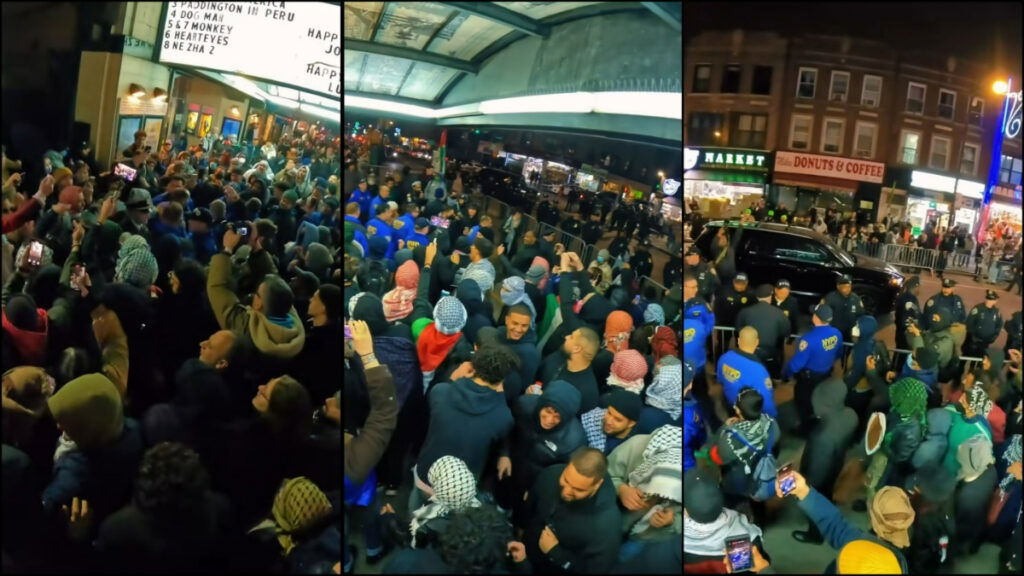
[993, 184, 1022, 203]
[684, 147, 767, 173]
[911, 170, 956, 194]
[955, 180, 985, 199]
[775, 151, 885, 184]
[123, 36, 155, 60]
[1005, 89, 1022, 139]
[157, 2, 340, 100]
[662, 178, 680, 196]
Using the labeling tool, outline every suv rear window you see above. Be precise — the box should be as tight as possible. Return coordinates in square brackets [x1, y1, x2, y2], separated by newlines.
[740, 230, 832, 264]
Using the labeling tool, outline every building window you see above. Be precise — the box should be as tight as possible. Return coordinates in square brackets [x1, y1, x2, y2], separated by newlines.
[861, 75, 882, 107]
[938, 89, 957, 121]
[721, 64, 741, 93]
[687, 112, 724, 146]
[797, 67, 817, 99]
[961, 143, 979, 176]
[853, 121, 877, 158]
[692, 65, 711, 93]
[752, 65, 772, 95]
[906, 82, 926, 114]
[790, 115, 813, 150]
[821, 118, 845, 154]
[929, 136, 951, 171]
[1000, 155, 1023, 186]
[969, 97, 985, 126]
[829, 71, 850, 103]
[899, 130, 920, 165]
[731, 113, 767, 148]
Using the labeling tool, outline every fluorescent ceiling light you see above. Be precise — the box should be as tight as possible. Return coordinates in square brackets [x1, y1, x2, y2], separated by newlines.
[479, 93, 593, 115]
[345, 95, 437, 118]
[593, 92, 682, 120]
[277, 87, 300, 100]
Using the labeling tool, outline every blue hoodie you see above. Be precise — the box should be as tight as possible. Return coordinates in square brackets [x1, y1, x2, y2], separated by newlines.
[844, 315, 879, 389]
[683, 361, 705, 473]
[897, 357, 939, 392]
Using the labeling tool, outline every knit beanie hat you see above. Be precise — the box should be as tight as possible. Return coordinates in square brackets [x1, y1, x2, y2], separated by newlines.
[643, 303, 665, 326]
[282, 190, 299, 205]
[433, 296, 467, 335]
[604, 388, 643, 421]
[609, 350, 648, 394]
[868, 486, 915, 549]
[270, 477, 333, 555]
[115, 235, 158, 289]
[836, 540, 903, 574]
[305, 243, 332, 276]
[683, 468, 723, 524]
[525, 265, 546, 285]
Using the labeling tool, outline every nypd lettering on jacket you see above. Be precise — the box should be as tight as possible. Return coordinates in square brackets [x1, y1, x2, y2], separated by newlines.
[683, 316, 708, 369]
[716, 350, 778, 418]
[783, 325, 844, 379]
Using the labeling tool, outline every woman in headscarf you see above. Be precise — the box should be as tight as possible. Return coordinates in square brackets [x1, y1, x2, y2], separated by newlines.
[416, 296, 469, 392]
[381, 260, 418, 324]
[863, 377, 928, 507]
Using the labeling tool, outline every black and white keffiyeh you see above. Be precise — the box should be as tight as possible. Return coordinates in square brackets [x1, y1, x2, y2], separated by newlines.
[999, 434, 1022, 494]
[628, 424, 682, 504]
[409, 456, 481, 547]
[645, 361, 682, 421]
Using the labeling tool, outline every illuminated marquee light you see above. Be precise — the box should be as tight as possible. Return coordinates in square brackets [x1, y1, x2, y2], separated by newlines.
[684, 148, 699, 170]
[1006, 90, 1022, 139]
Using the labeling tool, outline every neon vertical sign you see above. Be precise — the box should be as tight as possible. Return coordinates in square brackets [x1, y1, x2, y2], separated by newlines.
[1005, 88, 1022, 139]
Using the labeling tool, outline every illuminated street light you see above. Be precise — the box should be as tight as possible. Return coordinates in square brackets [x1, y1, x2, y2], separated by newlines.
[993, 80, 1009, 94]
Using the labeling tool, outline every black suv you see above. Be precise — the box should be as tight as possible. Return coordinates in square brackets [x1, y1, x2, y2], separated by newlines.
[692, 220, 905, 314]
[476, 168, 535, 211]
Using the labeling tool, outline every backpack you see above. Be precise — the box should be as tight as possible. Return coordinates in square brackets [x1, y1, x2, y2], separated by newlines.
[726, 426, 777, 501]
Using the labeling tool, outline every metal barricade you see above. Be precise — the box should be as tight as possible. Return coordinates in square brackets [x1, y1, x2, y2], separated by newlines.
[639, 275, 668, 298]
[882, 243, 937, 273]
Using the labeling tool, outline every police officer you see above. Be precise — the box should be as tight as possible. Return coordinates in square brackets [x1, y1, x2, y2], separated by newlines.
[685, 313, 716, 431]
[581, 212, 604, 246]
[893, 275, 922, 366]
[685, 246, 719, 304]
[821, 274, 864, 342]
[684, 272, 715, 358]
[965, 290, 1004, 358]
[921, 278, 967, 329]
[737, 284, 791, 379]
[714, 272, 754, 355]
[783, 304, 844, 436]
[772, 279, 800, 337]
[717, 326, 778, 419]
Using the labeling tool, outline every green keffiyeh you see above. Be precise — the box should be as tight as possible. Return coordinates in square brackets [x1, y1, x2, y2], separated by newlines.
[890, 377, 928, 432]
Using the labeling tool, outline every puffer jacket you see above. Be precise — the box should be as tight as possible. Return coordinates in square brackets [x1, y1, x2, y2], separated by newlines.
[505, 380, 588, 492]
[911, 407, 953, 470]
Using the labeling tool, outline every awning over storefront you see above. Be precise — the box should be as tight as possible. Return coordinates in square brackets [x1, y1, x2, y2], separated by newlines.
[772, 174, 857, 194]
[685, 170, 766, 184]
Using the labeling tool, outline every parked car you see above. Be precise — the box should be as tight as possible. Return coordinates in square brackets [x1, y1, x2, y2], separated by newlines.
[692, 220, 905, 315]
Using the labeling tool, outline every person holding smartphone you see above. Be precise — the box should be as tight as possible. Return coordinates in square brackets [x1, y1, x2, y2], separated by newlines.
[683, 468, 770, 574]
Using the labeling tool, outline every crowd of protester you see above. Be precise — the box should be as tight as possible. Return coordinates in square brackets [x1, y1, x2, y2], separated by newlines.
[1, 126, 342, 574]
[684, 250, 1024, 573]
[342, 132, 684, 574]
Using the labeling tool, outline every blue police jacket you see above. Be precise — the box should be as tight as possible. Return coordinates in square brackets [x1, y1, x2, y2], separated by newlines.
[717, 350, 778, 418]
[684, 316, 708, 370]
[684, 297, 715, 340]
[783, 325, 844, 379]
[684, 396, 705, 473]
[366, 217, 396, 259]
[404, 231, 431, 251]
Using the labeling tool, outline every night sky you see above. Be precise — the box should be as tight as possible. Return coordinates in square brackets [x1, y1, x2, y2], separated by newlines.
[684, 2, 1022, 74]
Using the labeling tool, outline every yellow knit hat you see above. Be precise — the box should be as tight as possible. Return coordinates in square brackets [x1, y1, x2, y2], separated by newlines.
[837, 540, 902, 574]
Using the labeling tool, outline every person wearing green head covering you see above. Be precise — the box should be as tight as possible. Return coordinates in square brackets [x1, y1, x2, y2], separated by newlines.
[344, 219, 366, 258]
[862, 377, 928, 506]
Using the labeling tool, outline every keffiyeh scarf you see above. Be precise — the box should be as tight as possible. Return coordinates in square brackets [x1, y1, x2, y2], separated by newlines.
[645, 360, 682, 420]
[684, 507, 764, 557]
[410, 456, 481, 547]
[581, 407, 607, 453]
[999, 434, 1022, 494]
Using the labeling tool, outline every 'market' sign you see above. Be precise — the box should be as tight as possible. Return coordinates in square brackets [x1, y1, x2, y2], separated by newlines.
[158, 2, 340, 100]
[684, 147, 768, 173]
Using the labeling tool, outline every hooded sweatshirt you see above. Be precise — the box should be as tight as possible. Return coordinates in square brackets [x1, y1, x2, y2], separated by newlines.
[505, 380, 587, 492]
[497, 325, 540, 399]
[1, 308, 48, 366]
[415, 377, 514, 489]
[845, 315, 880, 389]
[456, 278, 491, 345]
[802, 377, 859, 492]
[42, 374, 144, 517]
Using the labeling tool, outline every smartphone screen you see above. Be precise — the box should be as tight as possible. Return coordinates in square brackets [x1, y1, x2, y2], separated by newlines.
[114, 163, 137, 181]
[344, 325, 352, 339]
[430, 216, 450, 229]
[778, 463, 796, 496]
[27, 241, 44, 266]
[725, 536, 753, 572]
[70, 265, 85, 291]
